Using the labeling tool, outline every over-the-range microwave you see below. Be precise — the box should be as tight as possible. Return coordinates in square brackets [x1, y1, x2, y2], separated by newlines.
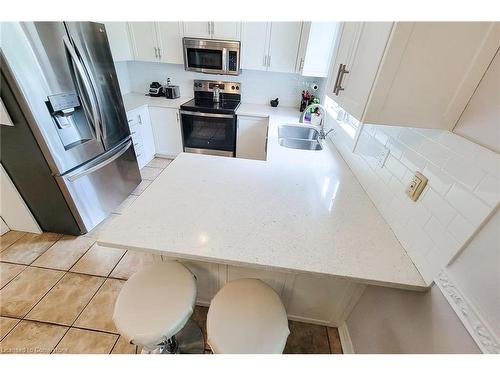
[183, 38, 240, 76]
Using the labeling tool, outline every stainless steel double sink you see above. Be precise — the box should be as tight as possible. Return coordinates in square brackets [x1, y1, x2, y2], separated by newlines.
[278, 124, 323, 151]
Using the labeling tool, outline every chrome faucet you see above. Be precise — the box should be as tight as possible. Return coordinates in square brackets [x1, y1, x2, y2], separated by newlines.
[299, 103, 334, 140]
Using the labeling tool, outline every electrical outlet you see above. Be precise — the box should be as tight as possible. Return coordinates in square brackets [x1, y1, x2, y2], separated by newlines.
[406, 172, 428, 201]
[376, 146, 390, 167]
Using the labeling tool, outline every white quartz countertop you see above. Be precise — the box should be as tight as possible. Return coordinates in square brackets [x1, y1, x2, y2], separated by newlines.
[99, 103, 426, 290]
[122, 92, 192, 112]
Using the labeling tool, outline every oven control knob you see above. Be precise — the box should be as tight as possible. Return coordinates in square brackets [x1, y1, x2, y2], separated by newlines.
[231, 85, 235, 90]
[235, 85, 239, 90]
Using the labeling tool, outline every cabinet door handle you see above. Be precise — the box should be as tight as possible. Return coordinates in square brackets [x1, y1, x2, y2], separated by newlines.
[158, 47, 162, 59]
[333, 63, 350, 95]
[299, 58, 304, 70]
[138, 114, 142, 125]
[268, 55, 271, 67]
[208, 22, 211, 36]
[154, 47, 158, 59]
[333, 63, 343, 95]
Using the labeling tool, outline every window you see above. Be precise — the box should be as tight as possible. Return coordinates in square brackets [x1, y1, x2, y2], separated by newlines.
[324, 96, 360, 139]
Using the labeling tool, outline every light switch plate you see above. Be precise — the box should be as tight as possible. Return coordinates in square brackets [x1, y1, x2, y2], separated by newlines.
[376, 146, 390, 167]
[406, 171, 428, 201]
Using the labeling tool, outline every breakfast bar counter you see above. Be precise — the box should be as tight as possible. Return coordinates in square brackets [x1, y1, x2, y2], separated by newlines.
[98, 104, 425, 292]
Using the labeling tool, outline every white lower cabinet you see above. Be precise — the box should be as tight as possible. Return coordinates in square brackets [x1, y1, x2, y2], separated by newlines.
[282, 274, 365, 325]
[180, 260, 221, 306]
[236, 115, 268, 161]
[225, 265, 288, 296]
[163, 255, 366, 326]
[148, 107, 183, 158]
[126, 106, 155, 169]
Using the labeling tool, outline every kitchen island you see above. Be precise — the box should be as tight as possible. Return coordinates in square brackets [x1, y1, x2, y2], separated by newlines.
[98, 102, 426, 327]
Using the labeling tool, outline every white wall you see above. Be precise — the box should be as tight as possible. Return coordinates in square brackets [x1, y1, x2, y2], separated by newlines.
[346, 284, 481, 353]
[447, 207, 500, 340]
[118, 61, 326, 108]
[325, 111, 500, 284]
[345, 208, 500, 354]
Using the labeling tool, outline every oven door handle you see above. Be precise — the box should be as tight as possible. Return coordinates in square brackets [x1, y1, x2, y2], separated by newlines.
[179, 110, 235, 119]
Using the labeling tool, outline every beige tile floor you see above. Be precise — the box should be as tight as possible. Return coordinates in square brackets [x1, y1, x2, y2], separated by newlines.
[0, 158, 343, 355]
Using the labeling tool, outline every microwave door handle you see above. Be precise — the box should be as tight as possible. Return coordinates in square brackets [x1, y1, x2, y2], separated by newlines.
[222, 47, 228, 73]
[63, 35, 102, 142]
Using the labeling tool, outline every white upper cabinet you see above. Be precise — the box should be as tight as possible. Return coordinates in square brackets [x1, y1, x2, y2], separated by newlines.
[157, 22, 184, 64]
[328, 22, 393, 121]
[183, 22, 212, 39]
[183, 22, 241, 40]
[365, 22, 500, 129]
[128, 22, 159, 62]
[211, 22, 241, 40]
[240, 22, 302, 73]
[328, 22, 500, 130]
[296, 22, 339, 77]
[128, 22, 184, 64]
[104, 22, 133, 62]
[240, 22, 270, 71]
[267, 22, 302, 73]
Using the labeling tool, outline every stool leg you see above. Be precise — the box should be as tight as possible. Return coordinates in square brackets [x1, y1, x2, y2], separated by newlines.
[160, 336, 179, 354]
[175, 319, 205, 354]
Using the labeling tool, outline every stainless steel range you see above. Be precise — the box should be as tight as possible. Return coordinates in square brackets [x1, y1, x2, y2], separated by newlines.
[180, 80, 241, 157]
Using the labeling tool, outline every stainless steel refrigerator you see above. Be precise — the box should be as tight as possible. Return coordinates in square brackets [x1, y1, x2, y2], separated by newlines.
[0, 22, 141, 235]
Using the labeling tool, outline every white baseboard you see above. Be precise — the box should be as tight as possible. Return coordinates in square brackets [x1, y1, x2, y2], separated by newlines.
[337, 322, 354, 354]
[286, 314, 333, 327]
[435, 271, 499, 354]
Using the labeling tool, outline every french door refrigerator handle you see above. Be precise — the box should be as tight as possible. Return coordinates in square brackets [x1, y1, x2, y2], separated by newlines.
[63, 35, 102, 142]
[63, 139, 132, 182]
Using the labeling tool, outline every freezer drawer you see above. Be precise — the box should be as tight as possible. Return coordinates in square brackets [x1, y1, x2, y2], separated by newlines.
[56, 139, 141, 233]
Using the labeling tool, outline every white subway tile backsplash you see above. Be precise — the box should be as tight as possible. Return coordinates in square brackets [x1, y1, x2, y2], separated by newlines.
[421, 188, 457, 226]
[422, 163, 454, 196]
[388, 176, 406, 199]
[447, 214, 476, 246]
[474, 175, 500, 207]
[332, 120, 498, 285]
[123, 61, 326, 108]
[407, 202, 432, 228]
[438, 132, 481, 161]
[401, 148, 427, 172]
[474, 147, 500, 178]
[414, 128, 444, 141]
[378, 125, 402, 140]
[385, 155, 408, 182]
[398, 129, 425, 150]
[386, 137, 405, 159]
[423, 217, 460, 263]
[418, 139, 452, 168]
[443, 155, 485, 190]
[374, 129, 389, 145]
[445, 184, 491, 226]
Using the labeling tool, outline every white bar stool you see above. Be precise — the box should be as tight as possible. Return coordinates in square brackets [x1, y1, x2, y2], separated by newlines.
[207, 278, 290, 354]
[112, 261, 204, 354]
